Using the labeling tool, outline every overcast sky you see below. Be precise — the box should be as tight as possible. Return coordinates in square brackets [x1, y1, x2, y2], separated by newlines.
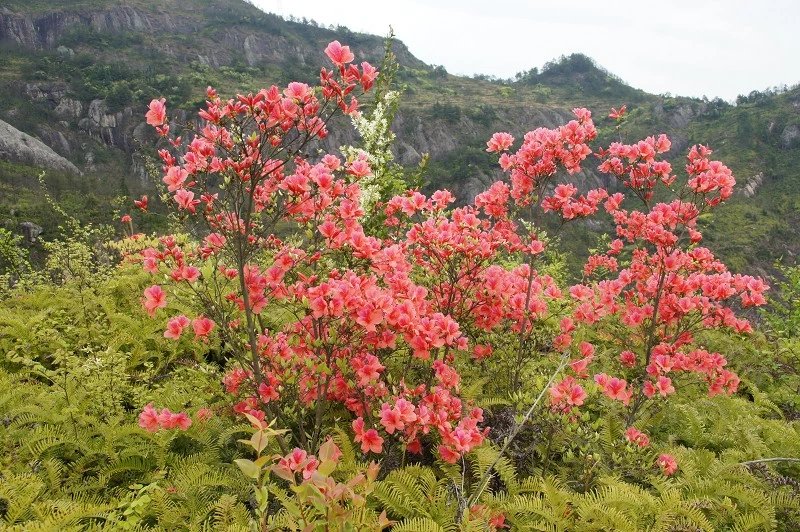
[250, 0, 800, 101]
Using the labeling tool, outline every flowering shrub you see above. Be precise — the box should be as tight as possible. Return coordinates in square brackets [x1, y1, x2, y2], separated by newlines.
[130, 40, 778, 527]
[138, 402, 192, 432]
[0, 35, 795, 530]
[136, 41, 495, 466]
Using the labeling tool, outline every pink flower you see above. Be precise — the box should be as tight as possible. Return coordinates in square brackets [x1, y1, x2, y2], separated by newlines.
[347, 158, 371, 178]
[159, 409, 189, 430]
[352, 417, 383, 454]
[284, 81, 311, 101]
[439, 445, 460, 463]
[395, 398, 417, 424]
[608, 105, 627, 120]
[625, 426, 650, 447]
[657, 453, 678, 476]
[157, 408, 174, 428]
[140, 403, 193, 432]
[205, 232, 226, 250]
[380, 403, 403, 434]
[570, 342, 595, 376]
[192, 316, 215, 338]
[142, 285, 166, 317]
[553, 333, 572, 350]
[619, 350, 637, 367]
[180, 265, 201, 283]
[276, 448, 319, 481]
[138, 403, 160, 432]
[655, 376, 675, 397]
[258, 378, 280, 403]
[550, 376, 587, 409]
[486, 132, 514, 152]
[146, 98, 167, 127]
[579, 341, 595, 358]
[360, 61, 378, 91]
[142, 257, 158, 273]
[171, 412, 192, 431]
[406, 439, 422, 454]
[352, 354, 384, 385]
[473, 344, 493, 360]
[570, 357, 591, 377]
[134, 195, 148, 211]
[120, 214, 132, 224]
[567, 384, 587, 406]
[489, 513, 508, 530]
[324, 40, 354, 66]
[163, 166, 188, 192]
[361, 429, 383, 453]
[164, 315, 190, 339]
[595, 373, 632, 405]
[223, 367, 251, 394]
[174, 189, 200, 213]
[433, 360, 460, 389]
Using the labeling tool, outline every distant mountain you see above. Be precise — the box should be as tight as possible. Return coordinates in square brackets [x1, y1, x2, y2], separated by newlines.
[1, 0, 798, 274]
[516, 53, 648, 101]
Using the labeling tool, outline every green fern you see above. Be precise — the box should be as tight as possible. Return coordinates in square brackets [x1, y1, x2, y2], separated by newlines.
[391, 517, 452, 532]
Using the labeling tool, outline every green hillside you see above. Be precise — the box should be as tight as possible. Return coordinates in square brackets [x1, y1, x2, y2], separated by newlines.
[0, 0, 798, 274]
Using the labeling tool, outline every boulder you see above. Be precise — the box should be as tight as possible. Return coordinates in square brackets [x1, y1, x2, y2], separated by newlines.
[0, 119, 80, 174]
[19, 221, 43, 243]
[781, 124, 800, 149]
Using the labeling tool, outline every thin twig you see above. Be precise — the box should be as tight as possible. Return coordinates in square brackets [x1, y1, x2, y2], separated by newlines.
[740, 458, 800, 466]
[466, 352, 570, 508]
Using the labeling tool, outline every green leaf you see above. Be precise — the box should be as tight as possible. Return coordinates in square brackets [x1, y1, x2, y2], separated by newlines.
[255, 485, 269, 512]
[234, 458, 261, 480]
[318, 459, 336, 476]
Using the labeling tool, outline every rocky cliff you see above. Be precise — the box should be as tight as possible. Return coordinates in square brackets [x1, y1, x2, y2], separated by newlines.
[0, 2, 421, 68]
[0, 1, 738, 200]
[0, 118, 80, 174]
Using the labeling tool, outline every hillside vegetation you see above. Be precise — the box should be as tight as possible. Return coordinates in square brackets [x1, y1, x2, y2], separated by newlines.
[2, 0, 800, 274]
[1, 4, 800, 531]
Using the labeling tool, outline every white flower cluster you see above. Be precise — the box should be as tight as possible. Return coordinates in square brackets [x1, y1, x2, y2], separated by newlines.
[340, 90, 400, 212]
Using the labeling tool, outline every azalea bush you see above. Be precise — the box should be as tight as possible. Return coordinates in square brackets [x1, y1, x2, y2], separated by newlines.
[1, 40, 798, 530]
[123, 38, 792, 521]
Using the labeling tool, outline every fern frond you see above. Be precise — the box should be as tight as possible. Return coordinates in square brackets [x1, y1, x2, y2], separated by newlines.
[391, 517, 450, 532]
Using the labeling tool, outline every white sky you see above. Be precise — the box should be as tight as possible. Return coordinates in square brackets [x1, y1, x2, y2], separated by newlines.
[250, 0, 800, 101]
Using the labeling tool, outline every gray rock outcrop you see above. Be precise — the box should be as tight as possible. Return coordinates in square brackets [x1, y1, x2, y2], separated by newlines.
[740, 172, 765, 198]
[781, 124, 800, 149]
[0, 118, 80, 174]
[19, 221, 43, 242]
